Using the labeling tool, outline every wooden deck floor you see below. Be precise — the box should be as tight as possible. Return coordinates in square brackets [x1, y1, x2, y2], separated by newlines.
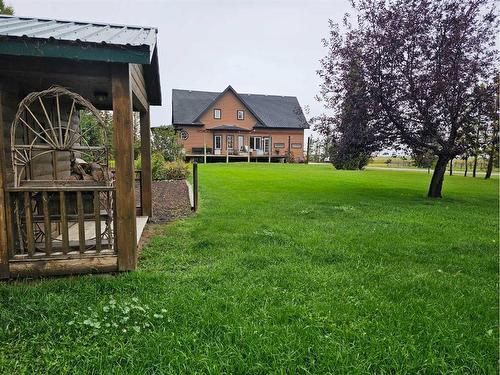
[54, 216, 148, 245]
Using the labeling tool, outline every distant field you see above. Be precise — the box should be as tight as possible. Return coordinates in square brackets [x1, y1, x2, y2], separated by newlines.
[0, 164, 498, 373]
[370, 156, 497, 172]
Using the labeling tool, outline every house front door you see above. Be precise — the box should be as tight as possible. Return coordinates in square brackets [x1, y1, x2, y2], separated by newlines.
[214, 135, 222, 154]
[238, 135, 244, 152]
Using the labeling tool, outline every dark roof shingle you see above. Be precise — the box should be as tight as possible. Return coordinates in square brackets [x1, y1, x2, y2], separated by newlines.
[172, 87, 309, 129]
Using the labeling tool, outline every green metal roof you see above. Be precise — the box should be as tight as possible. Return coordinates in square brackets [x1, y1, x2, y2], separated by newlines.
[0, 15, 157, 64]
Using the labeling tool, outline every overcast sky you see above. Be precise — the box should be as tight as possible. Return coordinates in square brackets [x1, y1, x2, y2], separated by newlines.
[9, 0, 351, 135]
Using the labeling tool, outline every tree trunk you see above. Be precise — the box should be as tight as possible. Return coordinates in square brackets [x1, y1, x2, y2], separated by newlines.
[472, 154, 478, 177]
[485, 124, 498, 180]
[428, 155, 449, 198]
[449, 158, 453, 176]
[485, 153, 494, 179]
[464, 156, 468, 177]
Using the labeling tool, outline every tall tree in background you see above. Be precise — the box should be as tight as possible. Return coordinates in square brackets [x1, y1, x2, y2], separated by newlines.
[79, 110, 113, 153]
[332, 57, 378, 169]
[0, 0, 14, 15]
[321, 0, 497, 197]
[316, 23, 388, 170]
[151, 126, 184, 162]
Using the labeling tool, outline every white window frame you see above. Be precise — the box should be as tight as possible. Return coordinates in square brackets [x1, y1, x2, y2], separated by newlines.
[250, 136, 262, 151]
[263, 137, 270, 153]
[214, 135, 222, 150]
[237, 110, 245, 120]
[214, 108, 221, 119]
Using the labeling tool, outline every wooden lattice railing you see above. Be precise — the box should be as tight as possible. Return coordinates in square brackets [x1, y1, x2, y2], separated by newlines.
[4, 185, 116, 259]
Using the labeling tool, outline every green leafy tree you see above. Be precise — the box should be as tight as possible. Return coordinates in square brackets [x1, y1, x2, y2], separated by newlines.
[151, 126, 184, 162]
[79, 109, 113, 155]
[80, 110, 103, 147]
[320, 0, 497, 197]
[332, 57, 378, 169]
[133, 112, 141, 160]
[0, 0, 14, 15]
[316, 25, 390, 170]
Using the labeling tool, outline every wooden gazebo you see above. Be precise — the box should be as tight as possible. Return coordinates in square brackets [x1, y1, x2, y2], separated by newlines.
[0, 15, 161, 277]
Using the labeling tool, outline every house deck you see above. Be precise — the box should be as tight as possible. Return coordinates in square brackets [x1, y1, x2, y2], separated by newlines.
[185, 153, 287, 163]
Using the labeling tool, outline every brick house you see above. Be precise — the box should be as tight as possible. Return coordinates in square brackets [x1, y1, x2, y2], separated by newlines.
[171, 85, 310, 162]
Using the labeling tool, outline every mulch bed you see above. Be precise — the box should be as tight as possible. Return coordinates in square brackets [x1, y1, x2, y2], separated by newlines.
[135, 180, 193, 223]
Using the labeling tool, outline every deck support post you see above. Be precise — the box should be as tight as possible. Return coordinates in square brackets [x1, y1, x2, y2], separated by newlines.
[288, 136, 291, 163]
[268, 136, 272, 163]
[203, 132, 207, 164]
[0, 91, 10, 278]
[112, 64, 137, 271]
[140, 107, 152, 218]
[306, 136, 311, 164]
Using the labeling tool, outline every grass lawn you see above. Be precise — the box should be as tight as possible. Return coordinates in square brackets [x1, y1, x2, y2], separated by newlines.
[0, 164, 498, 373]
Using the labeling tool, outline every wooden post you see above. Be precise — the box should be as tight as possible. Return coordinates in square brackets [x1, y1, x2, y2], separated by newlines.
[306, 136, 311, 164]
[288, 136, 291, 163]
[0, 92, 9, 278]
[112, 64, 137, 271]
[59, 191, 69, 254]
[140, 109, 152, 218]
[203, 132, 207, 163]
[268, 136, 272, 163]
[42, 192, 52, 255]
[193, 161, 198, 212]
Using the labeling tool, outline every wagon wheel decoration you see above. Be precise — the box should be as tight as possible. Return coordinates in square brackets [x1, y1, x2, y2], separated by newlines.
[11, 86, 110, 187]
[10, 86, 114, 252]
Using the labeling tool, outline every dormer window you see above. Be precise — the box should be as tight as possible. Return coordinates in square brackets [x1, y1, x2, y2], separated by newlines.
[214, 108, 221, 119]
[237, 110, 244, 120]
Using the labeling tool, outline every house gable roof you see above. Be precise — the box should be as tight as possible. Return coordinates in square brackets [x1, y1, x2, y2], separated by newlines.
[193, 85, 265, 126]
[171, 86, 310, 129]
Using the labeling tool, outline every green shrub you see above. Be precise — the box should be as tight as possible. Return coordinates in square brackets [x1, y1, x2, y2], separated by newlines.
[133, 153, 190, 180]
[151, 152, 167, 180]
[163, 160, 190, 180]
